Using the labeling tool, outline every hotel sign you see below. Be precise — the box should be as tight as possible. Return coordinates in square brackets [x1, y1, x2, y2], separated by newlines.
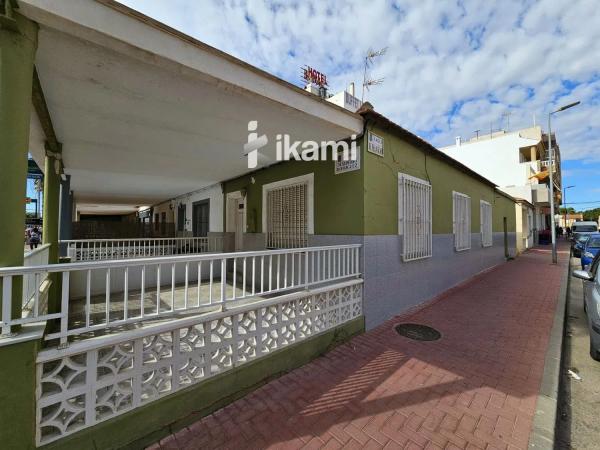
[367, 131, 384, 157]
[302, 66, 328, 87]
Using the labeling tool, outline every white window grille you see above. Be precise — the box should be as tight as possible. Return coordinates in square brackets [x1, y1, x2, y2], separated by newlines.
[480, 200, 493, 247]
[398, 173, 432, 261]
[266, 182, 307, 248]
[453, 191, 471, 251]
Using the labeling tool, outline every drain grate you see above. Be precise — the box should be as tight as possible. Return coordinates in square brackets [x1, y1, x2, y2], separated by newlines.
[395, 323, 441, 341]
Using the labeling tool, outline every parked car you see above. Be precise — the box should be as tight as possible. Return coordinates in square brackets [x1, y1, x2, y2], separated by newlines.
[573, 253, 600, 360]
[571, 221, 599, 242]
[573, 234, 590, 257]
[582, 234, 600, 269]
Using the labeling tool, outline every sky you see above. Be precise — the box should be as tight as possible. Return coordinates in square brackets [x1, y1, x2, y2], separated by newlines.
[116, 0, 600, 209]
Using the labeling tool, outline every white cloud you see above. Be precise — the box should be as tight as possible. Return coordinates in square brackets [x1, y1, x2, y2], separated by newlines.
[119, 0, 600, 161]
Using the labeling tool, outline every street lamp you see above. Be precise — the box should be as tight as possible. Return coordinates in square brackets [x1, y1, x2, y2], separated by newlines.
[548, 101, 580, 263]
[563, 185, 575, 236]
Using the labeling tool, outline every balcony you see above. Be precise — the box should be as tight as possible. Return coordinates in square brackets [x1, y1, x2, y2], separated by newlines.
[540, 160, 557, 173]
[531, 184, 550, 205]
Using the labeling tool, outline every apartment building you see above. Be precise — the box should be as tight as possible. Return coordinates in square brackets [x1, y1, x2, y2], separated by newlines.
[440, 126, 562, 248]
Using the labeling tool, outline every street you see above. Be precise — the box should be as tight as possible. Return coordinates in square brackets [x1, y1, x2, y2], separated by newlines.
[556, 256, 600, 449]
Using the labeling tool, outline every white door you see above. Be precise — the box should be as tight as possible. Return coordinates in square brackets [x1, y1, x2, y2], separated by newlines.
[235, 200, 244, 251]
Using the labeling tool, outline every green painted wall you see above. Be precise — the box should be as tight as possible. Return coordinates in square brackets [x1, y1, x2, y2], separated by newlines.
[492, 191, 517, 233]
[42, 317, 364, 450]
[0, 10, 39, 450]
[43, 151, 62, 312]
[362, 123, 516, 235]
[223, 125, 516, 239]
[0, 337, 41, 449]
[0, 11, 37, 317]
[223, 145, 365, 235]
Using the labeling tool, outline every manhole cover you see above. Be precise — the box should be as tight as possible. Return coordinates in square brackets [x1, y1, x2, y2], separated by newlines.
[395, 323, 441, 341]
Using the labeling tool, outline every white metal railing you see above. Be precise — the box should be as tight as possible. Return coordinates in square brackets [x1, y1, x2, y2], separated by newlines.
[541, 160, 556, 173]
[22, 244, 51, 314]
[0, 244, 361, 344]
[61, 236, 224, 262]
[35, 280, 363, 445]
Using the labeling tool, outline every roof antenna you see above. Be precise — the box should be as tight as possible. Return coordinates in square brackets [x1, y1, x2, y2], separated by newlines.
[502, 111, 512, 132]
[361, 47, 387, 103]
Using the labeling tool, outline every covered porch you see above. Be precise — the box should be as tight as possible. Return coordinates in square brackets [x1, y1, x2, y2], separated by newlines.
[0, 1, 364, 448]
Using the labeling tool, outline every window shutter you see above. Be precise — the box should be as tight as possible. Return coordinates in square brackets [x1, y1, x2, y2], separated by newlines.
[453, 192, 471, 251]
[266, 182, 307, 248]
[480, 200, 493, 247]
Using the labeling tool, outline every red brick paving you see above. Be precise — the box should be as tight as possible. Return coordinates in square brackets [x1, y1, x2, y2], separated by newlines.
[151, 244, 568, 450]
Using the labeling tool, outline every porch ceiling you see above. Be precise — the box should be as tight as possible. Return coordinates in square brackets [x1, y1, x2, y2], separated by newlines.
[20, 0, 362, 209]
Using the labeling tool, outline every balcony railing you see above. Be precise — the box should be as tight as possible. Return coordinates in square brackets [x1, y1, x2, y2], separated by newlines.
[62, 236, 224, 262]
[540, 160, 557, 173]
[0, 244, 361, 345]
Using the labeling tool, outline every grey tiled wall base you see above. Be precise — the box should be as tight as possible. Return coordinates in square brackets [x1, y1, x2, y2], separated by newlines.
[235, 232, 516, 331]
[362, 233, 515, 329]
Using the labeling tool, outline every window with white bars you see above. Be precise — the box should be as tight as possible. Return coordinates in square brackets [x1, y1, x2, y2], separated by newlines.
[480, 200, 493, 247]
[266, 182, 307, 248]
[398, 173, 432, 261]
[453, 191, 471, 251]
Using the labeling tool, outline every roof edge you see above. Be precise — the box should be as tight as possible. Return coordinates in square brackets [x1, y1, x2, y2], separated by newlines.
[358, 108, 500, 190]
[93, 0, 360, 121]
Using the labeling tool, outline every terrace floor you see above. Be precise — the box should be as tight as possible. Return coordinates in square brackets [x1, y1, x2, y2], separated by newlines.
[67, 278, 267, 340]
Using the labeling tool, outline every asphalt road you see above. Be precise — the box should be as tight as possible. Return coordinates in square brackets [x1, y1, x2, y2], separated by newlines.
[555, 256, 600, 449]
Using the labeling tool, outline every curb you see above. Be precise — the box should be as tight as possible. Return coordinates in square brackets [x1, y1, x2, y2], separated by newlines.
[528, 256, 570, 449]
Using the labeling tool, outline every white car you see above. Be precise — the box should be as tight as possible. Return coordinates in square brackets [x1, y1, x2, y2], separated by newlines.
[572, 220, 599, 238]
[573, 253, 600, 361]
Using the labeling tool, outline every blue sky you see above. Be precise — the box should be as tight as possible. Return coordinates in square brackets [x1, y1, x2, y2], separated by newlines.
[80, 0, 597, 210]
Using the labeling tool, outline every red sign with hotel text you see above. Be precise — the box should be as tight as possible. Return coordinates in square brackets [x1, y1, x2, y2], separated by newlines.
[302, 66, 328, 87]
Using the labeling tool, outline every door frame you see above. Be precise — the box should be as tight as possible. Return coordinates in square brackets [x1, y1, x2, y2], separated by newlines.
[177, 203, 186, 232]
[192, 199, 210, 237]
[226, 191, 246, 251]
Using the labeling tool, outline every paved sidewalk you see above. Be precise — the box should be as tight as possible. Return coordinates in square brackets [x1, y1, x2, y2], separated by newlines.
[153, 244, 569, 450]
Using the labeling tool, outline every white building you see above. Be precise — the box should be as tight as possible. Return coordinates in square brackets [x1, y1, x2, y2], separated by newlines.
[440, 126, 561, 246]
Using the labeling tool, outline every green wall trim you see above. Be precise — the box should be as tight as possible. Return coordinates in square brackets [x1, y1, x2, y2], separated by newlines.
[41, 317, 365, 450]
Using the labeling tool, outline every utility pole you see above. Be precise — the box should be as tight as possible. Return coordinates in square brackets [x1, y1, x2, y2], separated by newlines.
[547, 101, 580, 263]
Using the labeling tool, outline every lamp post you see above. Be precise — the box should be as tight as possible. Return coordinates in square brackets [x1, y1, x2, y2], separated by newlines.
[563, 185, 575, 236]
[548, 101, 580, 263]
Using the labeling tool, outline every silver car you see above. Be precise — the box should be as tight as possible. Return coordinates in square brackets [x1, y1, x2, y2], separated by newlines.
[574, 254, 600, 360]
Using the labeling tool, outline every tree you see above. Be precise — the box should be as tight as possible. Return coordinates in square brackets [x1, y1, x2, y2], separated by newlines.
[559, 207, 576, 214]
[581, 208, 600, 221]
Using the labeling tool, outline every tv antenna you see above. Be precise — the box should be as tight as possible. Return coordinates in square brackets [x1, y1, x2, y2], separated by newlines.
[502, 111, 512, 131]
[362, 47, 387, 102]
